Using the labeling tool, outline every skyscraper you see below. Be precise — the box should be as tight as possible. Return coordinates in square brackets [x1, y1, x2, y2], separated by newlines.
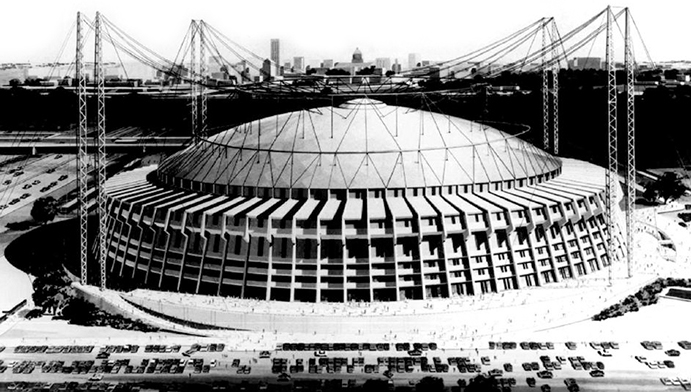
[408, 53, 421, 70]
[293, 57, 305, 72]
[375, 58, 391, 71]
[270, 39, 280, 73]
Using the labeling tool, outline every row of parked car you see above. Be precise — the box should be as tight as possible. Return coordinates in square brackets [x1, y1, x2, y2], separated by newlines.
[279, 342, 393, 352]
[13, 345, 94, 354]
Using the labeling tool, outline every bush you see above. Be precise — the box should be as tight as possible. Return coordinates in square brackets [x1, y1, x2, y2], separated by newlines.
[592, 278, 690, 321]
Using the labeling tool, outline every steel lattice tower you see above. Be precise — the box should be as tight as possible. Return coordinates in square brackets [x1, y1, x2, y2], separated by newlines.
[190, 21, 198, 142]
[605, 7, 618, 285]
[541, 18, 549, 151]
[625, 8, 636, 279]
[551, 20, 560, 155]
[199, 21, 208, 139]
[94, 12, 107, 289]
[76, 12, 89, 286]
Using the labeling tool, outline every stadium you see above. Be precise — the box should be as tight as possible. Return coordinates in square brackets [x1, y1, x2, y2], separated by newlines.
[103, 98, 625, 306]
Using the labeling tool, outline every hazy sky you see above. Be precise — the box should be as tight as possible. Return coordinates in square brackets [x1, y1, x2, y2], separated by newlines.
[0, 0, 685, 66]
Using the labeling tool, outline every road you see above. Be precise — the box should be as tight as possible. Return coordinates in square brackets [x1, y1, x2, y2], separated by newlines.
[0, 341, 689, 391]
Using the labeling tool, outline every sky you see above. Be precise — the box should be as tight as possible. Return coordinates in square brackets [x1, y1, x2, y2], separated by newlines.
[0, 0, 686, 67]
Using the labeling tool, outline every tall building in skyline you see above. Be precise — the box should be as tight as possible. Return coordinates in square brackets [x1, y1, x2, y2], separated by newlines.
[270, 39, 280, 74]
[293, 56, 304, 71]
[375, 57, 391, 71]
[392, 59, 402, 74]
[322, 59, 334, 69]
[408, 53, 421, 70]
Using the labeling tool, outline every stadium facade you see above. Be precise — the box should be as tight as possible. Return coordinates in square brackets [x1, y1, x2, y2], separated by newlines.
[105, 98, 624, 303]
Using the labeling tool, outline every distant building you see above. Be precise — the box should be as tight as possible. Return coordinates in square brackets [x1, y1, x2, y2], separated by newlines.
[408, 53, 421, 70]
[322, 59, 334, 69]
[261, 59, 275, 81]
[569, 57, 602, 70]
[334, 48, 373, 75]
[375, 58, 391, 71]
[284, 61, 291, 71]
[352, 48, 364, 63]
[270, 39, 280, 67]
[391, 60, 402, 74]
[293, 57, 305, 72]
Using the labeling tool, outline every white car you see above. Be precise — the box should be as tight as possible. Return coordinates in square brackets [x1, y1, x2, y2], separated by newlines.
[210, 359, 217, 367]
[314, 350, 327, 357]
[89, 373, 104, 381]
[597, 349, 612, 357]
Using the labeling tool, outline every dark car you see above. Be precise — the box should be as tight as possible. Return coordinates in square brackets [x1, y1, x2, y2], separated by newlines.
[526, 377, 536, 387]
[537, 371, 553, 379]
[665, 349, 680, 357]
[589, 369, 605, 377]
[663, 360, 675, 368]
[503, 363, 513, 372]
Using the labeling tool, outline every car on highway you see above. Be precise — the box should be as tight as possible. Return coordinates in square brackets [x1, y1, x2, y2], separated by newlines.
[589, 369, 605, 378]
[663, 360, 675, 368]
[9, 199, 19, 205]
[678, 340, 691, 350]
[665, 349, 680, 357]
[22, 184, 31, 190]
[47, 168, 56, 173]
[481, 356, 490, 365]
[520, 342, 530, 350]
[20, 193, 30, 199]
[565, 341, 577, 350]
[2, 180, 10, 185]
[597, 349, 612, 357]
[541, 385, 551, 392]
[59, 175, 68, 181]
[503, 363, 513, 372]
[88, 374, 103, 381]
[595, 361, 605, 370]
[55, 155, 63, 159]
[526, 378, 536, 387]
[635, 356, 647, 363]
[32, 180, 40, 185]
[314, 350, 327, 357]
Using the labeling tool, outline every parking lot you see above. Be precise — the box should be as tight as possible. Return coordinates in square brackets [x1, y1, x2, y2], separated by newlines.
[1, 339, 690, 391]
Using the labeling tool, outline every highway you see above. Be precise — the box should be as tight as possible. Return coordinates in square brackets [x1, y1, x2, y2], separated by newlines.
[0, 136, 190, 155]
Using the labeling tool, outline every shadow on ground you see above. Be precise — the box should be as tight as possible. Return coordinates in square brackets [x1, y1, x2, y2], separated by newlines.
[4, 216, 136, 290]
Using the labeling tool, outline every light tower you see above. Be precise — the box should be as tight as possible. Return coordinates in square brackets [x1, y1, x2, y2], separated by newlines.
[551, 20, 560, 155]
[76, 12, 89, 285]
[605, 6, 618, 285]
[541, 18, 550, 151]
[94, 11, 107, 289]
[190, 20, 198, 142]
[625, 7, 636, 278]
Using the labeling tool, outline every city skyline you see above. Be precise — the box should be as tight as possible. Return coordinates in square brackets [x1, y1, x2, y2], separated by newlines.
[0, 0, 686, 66]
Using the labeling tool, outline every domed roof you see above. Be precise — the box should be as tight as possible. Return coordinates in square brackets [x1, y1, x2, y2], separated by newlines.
[352, 47, 363, 63]
[157, 99, 560, 192]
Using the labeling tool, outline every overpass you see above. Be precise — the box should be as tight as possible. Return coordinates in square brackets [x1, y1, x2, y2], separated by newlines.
[0, 136, 190, 155]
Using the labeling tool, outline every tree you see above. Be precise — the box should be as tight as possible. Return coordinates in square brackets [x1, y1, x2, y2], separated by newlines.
[416, 376, 444, 392]
[30, 197, 58, 224]
[643, 172, 686, 204]
[465, 374, 501, 392]
[362, 379, 390, 392]
[325, 68, 350, 76]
